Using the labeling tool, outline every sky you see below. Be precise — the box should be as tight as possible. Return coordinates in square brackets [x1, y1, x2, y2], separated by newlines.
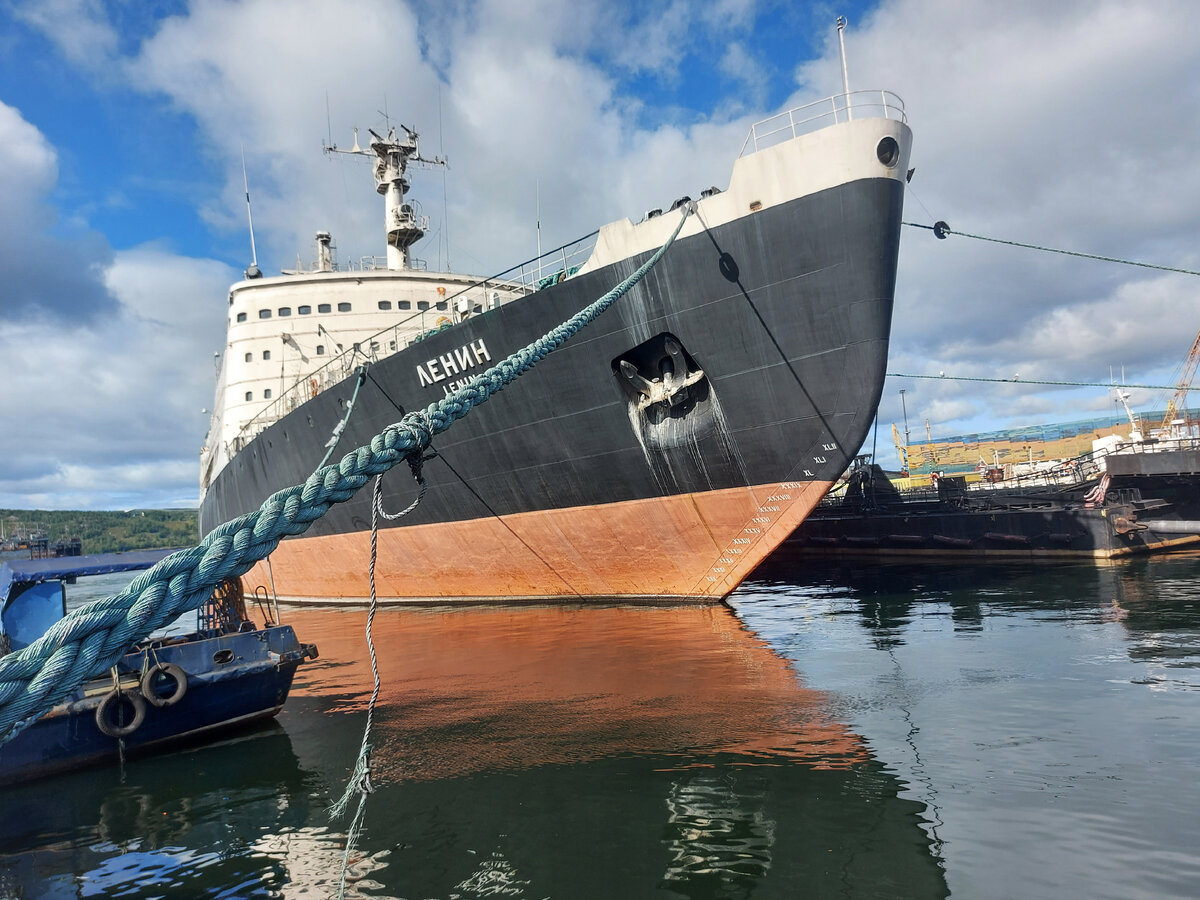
[1, 0, 1199, 511]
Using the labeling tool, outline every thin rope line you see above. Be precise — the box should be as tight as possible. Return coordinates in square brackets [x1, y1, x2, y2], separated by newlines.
[887, 372, 1183, 391]
[330, 474, 387, 899]
[434, 453, 581, 596]
[330, 448, 430, 898]
[903, 221, 1200, 277]
[316, 366, 369, 471]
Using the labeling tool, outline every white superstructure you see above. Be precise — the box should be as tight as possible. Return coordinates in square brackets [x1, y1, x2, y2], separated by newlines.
[200, 126, 540, 495]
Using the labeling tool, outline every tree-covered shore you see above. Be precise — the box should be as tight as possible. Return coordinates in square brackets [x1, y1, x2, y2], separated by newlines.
[0, 509, 198, 555]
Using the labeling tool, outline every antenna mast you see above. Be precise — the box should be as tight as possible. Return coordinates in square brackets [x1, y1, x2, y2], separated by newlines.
[836, 16, 852, 120]
[325, 124, 445, 271]
[241, 144, 261, 279]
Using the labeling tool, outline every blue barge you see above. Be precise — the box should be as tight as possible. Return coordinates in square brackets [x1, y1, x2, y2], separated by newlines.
[0, 550, 317, 783]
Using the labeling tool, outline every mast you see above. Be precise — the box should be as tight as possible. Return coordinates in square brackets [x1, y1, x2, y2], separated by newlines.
[1113, 387, 1145, 443]
[836, 16, 852, 120]
[241, 145, 261, 279]
[325, 124, 445, 271]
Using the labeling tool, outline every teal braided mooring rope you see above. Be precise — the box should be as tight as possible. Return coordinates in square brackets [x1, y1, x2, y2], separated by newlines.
[0, 203, 693, 745]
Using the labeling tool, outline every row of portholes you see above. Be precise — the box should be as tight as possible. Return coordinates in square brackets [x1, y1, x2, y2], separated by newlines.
[234, 298, 450, 323]
[245, 388, 273, 401]
[236, 302, 349, 323]
[378, 299, 449, 312]
[243, 346, 327, 363]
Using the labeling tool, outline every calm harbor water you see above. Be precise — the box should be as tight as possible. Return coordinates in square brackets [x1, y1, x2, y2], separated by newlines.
[3, 550, 1200, 898]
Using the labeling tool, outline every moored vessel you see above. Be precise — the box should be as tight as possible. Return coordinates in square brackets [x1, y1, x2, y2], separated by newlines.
[791, 431, 1200, 560]
[199, 88, 912, 602]
[0, 551, 318, 782]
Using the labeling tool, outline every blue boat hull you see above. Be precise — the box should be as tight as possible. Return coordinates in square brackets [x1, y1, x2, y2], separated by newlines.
[0, 625, 316, 783]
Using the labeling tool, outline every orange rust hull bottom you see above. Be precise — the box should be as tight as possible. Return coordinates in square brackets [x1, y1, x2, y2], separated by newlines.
[244, 479, 833, 603]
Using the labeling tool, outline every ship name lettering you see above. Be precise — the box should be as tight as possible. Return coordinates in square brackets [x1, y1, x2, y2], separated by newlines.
[442, 376, 477, 396]
[416, 339, 493, 387]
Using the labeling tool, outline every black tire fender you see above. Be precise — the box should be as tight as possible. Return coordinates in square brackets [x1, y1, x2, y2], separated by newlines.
[95, 689, 147, 738]
[141, 662, 188, 708]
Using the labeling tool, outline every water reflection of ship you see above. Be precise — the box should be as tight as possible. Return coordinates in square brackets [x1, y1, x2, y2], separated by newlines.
[281, 602, 948, 898]
[287, 603, 866, 776]
[0, 724, 364, 899]
[1102, 553, 1200, 687]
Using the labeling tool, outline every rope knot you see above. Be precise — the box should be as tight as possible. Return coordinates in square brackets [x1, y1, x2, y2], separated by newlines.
[356, 750, 376, 795]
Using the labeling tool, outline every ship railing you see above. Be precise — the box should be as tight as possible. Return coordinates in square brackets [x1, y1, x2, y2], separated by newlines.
[513, 233, 599, 291]
[739, 89, 906, 157]
[229, 230, 601, 450]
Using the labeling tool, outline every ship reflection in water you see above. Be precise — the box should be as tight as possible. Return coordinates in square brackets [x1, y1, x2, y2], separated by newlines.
[284, 603, 947, 898]
[0, 602, 947, 899]
[292, 604, 866, 775]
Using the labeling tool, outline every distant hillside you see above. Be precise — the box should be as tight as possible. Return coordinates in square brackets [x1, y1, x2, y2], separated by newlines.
[0, 509, 198, 555]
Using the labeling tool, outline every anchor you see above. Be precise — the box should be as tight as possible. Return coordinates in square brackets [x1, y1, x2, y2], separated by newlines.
[618, 337, 705, 413]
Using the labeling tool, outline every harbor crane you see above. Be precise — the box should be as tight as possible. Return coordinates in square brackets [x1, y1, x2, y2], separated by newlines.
[891, 423, 909, 473]
[1161, 328, 1200, 431]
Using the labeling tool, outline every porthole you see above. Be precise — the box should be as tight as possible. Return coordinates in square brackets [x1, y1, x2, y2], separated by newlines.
[244, 391, 252, 401]
[399, 301, 411, 310]
[417, 301, 430, 311]
[264, 388, 272, 399]
[259, 309, 271, 319]
[244, 352, 252, 363]
[298, 305, 311, 315]
[378, 300, 392, 310]
[337, 302, 351, 312]
[316, 344, 325, 355]
[278, 307, 292, 317]
[318, 303, 331, 313]
[876, 136, 900, 167]
[236, 312, 247, 323]
[436, 300, 448, 311]
[263, 350, 271, 361]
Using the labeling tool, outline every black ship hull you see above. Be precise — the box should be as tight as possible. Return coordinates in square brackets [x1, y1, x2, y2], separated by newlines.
[200, 128, 909, 601]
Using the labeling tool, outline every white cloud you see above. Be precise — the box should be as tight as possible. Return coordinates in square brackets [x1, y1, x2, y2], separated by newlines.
[0, 100, 117, 323]
[0, 243, 234, 509]
[9, 0, 119, 71]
